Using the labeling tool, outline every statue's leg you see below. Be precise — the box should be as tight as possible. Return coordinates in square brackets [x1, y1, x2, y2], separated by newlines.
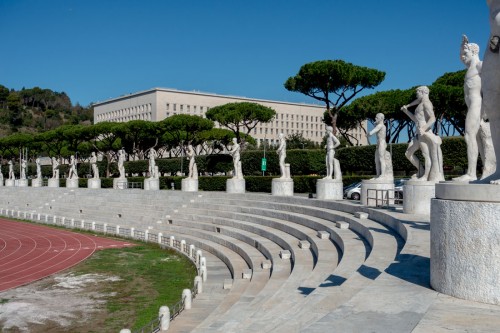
[378, 144, 387, 178]
[480, 88, 500, 183]
[478, 120, 496, 179]
[455, 105, 481, 181]
[405, 140, 423, 178]
[418, 141, 431, 181]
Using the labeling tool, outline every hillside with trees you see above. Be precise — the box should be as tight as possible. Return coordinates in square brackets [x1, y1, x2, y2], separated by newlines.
[0, 84, 93, 135]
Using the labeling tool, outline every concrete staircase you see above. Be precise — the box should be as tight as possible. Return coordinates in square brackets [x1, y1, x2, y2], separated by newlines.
[0, 187, 499, 332]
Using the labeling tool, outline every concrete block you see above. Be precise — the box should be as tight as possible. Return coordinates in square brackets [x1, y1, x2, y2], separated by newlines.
[299, 240, 311, 249]
[242, 269, 252, 279]
[223, 279, 233, 290]
[261, 260, 272, 269]
[336, 221, 350, 229]
[354, 211, 369, 219]
[280, 250, 291, 259]
[317, 230, 330, 239]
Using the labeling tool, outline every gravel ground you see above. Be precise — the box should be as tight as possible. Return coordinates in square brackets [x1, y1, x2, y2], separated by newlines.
[0, 273, 121, 332]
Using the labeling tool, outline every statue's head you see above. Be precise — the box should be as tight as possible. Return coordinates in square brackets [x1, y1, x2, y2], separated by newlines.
[326, 126, 333, 133]
[232, 137, 238, 144]
[375, 113, 385, 122]
[416, 86, 429, 98]
[462, 41, 480, 65]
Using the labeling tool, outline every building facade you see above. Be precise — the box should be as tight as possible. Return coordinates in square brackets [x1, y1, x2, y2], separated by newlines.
[93, 88, 368, 146]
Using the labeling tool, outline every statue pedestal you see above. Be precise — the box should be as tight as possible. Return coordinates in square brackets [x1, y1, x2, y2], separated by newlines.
[403, 180, 435, 215]
[48, 178, 60, 188]
[182, 178, 198, 192]
[5, 179, 14, 187]
[316, 178, 343, 200]
[431, 182, 500, 305]
[144, 178, 160, 190]
[361, 179, 394, 206]
[66, 178, 79, 188]
[113, 178, 128, 189]
[17, 179, 28, 187]
[31, 178, 43, 187]
[88, 178, 101, 189]
[226, 178, 245, 194]
[272, 178, 294, 196]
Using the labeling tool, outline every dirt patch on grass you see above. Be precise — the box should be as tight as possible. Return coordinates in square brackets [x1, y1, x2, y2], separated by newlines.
[0, 273, 120, 333]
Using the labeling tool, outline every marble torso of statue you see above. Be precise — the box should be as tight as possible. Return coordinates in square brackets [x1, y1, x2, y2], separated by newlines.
[277, 133, 288, 179]
[148, 148, 157, 178]
[90, 152, 99, 179]
[117, 149, 126, 178]
[8, 161, 14, 180]
[369, 113, 393, 181]
[68, 155, 78, 179]
[186, 144, 198, 179]
[229, 138, 243, 179]
[52, 158, 59, 179]
[324, 126, 341, 180]
[36, 158, 42, 179]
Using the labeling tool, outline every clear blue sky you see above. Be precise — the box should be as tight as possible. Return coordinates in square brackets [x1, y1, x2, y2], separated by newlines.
[0, 0, 490, 107]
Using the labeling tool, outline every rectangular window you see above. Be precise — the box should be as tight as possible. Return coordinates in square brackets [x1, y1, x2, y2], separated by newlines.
[286, 122, 289, 128]
[291, 115, 294, 120]
[194, 105, 197, 113]
[187, 105, 190, 113]
[173, 104, 177, 111]
[270, 128, 273, 134]
[180, 104, 184, 112]
[276, 121, 278, 127]
[260, 128, 263, 134]
[286, 114, 289, 120]
[265, 128, 268, 134]
[306, 116, 309, 122]
[254, 128, 257, 134]
[200, 106, 204, 112]
[301, 123, 304, 129]
[281, 121, 284, 127]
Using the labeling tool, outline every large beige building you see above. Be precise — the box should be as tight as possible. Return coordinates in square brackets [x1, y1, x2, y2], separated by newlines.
[93, 88, 368, 146]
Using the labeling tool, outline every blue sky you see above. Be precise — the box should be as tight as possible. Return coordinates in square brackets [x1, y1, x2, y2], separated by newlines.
[0, 0, 490, 107]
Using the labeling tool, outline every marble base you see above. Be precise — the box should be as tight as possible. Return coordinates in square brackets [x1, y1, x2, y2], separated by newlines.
[17, 179, 28, 187]
[48, 178, 60, 188]
[431, 182, 500, 305]
[181, 178, 198, 192]
[316, 178, 343, 200]
[88, 178, 101, 189]
[403, 180, 435, 215]
[144, 178, 160, 190]
[5, 179, 15, 187]
[31, 178, 43, 187]
[113, 177, 128, 189]
[360, 179, 394, 206]
[66, 178, 79, 188]
[272, 178, 294, 196]
[226, 178, 245, 193]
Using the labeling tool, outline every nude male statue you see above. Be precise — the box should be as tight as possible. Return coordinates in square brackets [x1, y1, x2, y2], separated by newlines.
[68, 155, 78, 179]
[324, 126, 341, 179]
[90, 152, 99, 179]
[35, 157, 42, 179]
[453, 35, 496, 182]
[147, 147, 157, 178]
[401, 86, 444, 182]
[117, 149, 126, 178]
[20, 159, 27, 180]
[277, 133, 287, 178]
[229, 138, 243, 179]
[51, 157, 59, 179]
[369, 113, 393, 180]
[481, 0, 500, 184]
[8, 160, 14, 180]
[186, 144, 197, 179]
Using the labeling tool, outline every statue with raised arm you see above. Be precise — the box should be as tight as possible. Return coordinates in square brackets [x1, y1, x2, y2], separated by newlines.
[35, 157, 42, 180]
[453, 35, 496, 182]
[117, 149, 126, 178]
[90, 152, 99, 179]
[68, 155, 78, 179]
[229, 138, 243, 179]
[277, 133, 287, 178]
[481, 0, 500, 184]
[8, 160, 14, 180]
[369, 113, 394, 180]
[401, 86, 444, 182]
[186, 144, 198, 179]
[51, 157, 59, 179]
[324, 126, 341, 180]
[20, 158, 27, 180]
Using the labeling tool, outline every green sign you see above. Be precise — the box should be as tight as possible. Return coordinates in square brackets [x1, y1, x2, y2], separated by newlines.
[261, 158, 267, 171]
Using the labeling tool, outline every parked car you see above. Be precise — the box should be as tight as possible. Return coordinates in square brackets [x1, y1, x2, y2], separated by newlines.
[343, 181, 362, 200]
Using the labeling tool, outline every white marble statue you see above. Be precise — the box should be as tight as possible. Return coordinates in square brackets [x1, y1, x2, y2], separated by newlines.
[117, 149, 126, 178]
[277, 133, 288, 179]
[229, 138, 243, 179]
[90, 152, 99, 179]
[8, 160, 14, 180]
[186, 144, 198, 179]
[148, 147, 158, 178]
[401, 86, 444, 182]
[481, 0, 500, 184]
[68, 155, 78, 179]
[0, 168, 3, 181]
[20, 158, 27, 180]
[453, 35, 496, 182]
[324, 126, 341, 180]
[51, 157, 59, 179]
[369, 113, 394, 180]
[35, 157, 42, 179]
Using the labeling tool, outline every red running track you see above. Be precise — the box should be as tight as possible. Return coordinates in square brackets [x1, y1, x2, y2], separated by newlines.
[0, 218, 135, 292]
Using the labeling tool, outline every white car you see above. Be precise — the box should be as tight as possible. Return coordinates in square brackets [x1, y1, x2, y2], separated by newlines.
[343, 182, 362, 200]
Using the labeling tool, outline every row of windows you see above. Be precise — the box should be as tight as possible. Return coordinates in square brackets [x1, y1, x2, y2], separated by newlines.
[262, 121, 324, 130]
[97, 104, 152, 122]
[278, 113, 321, 122]
[166, 103, 210, 114]
[99, 113, 153, 122]
[255, 129, 321, 138]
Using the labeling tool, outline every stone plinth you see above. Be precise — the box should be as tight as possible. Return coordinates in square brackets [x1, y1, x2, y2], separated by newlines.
[360, 179, 394, 206]
[144, 178, 159, 191]
[31, 178, 43, 187]
[88, 178, 101, 189]
[226, 178, 245, 194]
[17, 179, 28, 187]
[5, 179, 15, 187]
[48, 178, 60, 188]
[272, 178, 294, 196]
[431, 182, 500, 305]
[403, 180, 435, 215]
[113, 178, 128, 189]
[66, 178, 79, 188]
[316, 178, 343, 200]
[181, 178, 198, 192]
